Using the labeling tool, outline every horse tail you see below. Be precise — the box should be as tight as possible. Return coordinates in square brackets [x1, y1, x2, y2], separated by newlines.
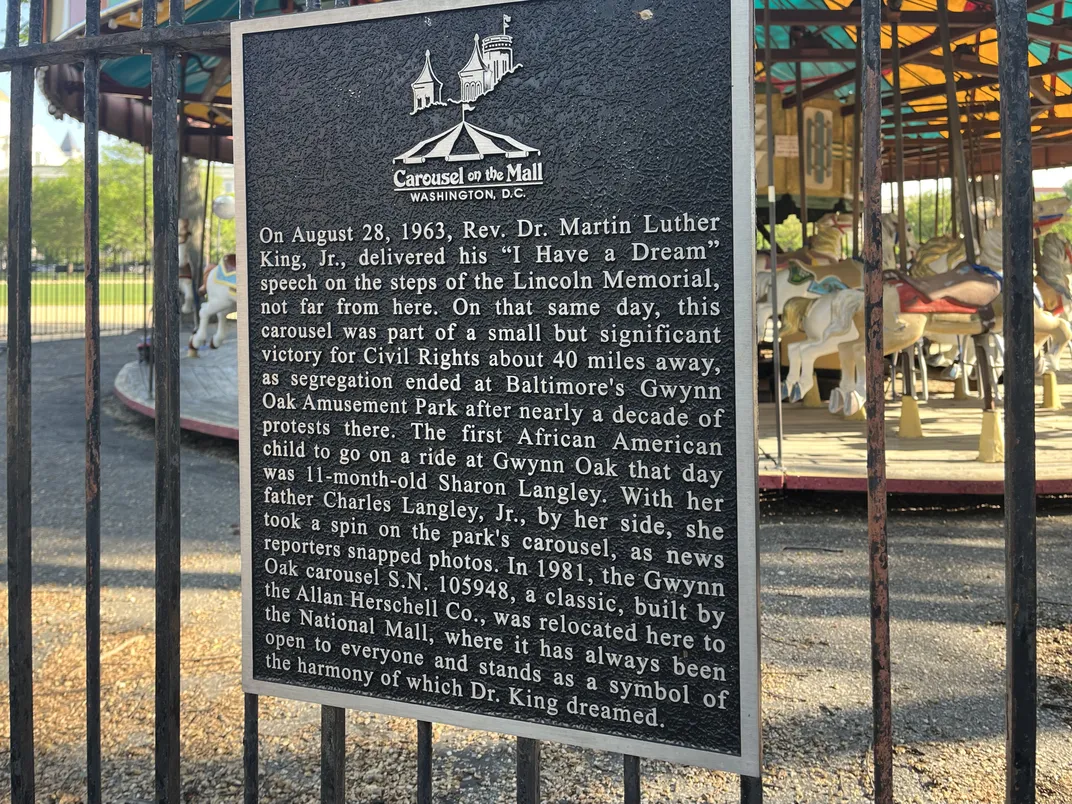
[819, 289, 865, 343]
[755, 271, 772, 300]
[780, 297, 813, 338]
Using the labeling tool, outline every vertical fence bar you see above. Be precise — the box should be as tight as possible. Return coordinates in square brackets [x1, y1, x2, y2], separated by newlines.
[995, 2, 1037, 802]
[623, 755, 640, 804]
[416, 721, 433, 804]
[321, 706, 346, 804]
[151, 0, 182, 787]
[83, 0, 102, 798]
[237, 1, 260, 796]
[6, 0, 38, 797]
[516, 737, 540, 804]
[243, 694, 259, 804]
[741, 775, 763, 804]
[861, 0, 893, 802]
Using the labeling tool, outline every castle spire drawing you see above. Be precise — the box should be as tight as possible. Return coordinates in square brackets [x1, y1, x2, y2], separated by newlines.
[410, 50, 444, 114]
[397, 14, 538, 165]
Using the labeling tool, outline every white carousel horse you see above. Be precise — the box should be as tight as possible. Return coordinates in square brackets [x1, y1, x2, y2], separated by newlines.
[756, 211, 854, 273]
[924, 198, 1072, 378]
[1035, 231, 1072, 320]
[178, 219, 195, 315]
[188, 253, 237, 355]
[786, 204, 1072, 415]
[756, 213, 914, 343]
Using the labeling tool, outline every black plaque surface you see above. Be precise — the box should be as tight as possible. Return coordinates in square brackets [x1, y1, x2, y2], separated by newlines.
[236, 0, 758, 772]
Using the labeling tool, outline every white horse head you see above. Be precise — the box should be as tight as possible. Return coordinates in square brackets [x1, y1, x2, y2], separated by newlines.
[1039, 232, 1072, 302]
[808, 212, 854, 259]
[1034, 196, 1071, 237]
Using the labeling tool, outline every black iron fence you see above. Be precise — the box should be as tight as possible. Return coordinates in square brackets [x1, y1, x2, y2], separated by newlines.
[0, 250, 151, 340]
[0, 1, 1046, 804]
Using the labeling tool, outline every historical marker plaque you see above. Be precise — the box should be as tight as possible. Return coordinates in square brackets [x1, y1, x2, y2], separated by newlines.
[236, 0, 758, 772]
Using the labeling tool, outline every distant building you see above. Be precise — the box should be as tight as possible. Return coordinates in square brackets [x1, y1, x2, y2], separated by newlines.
[411, 50, 443, 113]
[59, 130, 82, 161]
[0, 90, 74, 179]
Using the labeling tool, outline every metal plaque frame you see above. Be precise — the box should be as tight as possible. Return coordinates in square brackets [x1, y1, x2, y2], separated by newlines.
[234, 0, 760, 775]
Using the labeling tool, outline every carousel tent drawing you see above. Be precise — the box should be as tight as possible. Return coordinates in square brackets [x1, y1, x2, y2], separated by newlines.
[394, 114, 539, 164]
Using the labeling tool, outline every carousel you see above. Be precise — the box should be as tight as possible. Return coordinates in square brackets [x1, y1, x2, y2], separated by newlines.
[755, 0, 1072, 493]
[38, 0, 1072, 492]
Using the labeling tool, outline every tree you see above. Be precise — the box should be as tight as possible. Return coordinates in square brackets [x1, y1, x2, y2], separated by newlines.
[99, 140, 152, 256]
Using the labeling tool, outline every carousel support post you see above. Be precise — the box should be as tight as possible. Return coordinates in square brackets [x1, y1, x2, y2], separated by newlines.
[890, 13, 909, 274]
[764, 0, 784, 466]
[795, 55, 809, 247]
[938, 0, 1000, 458]
[852, 35, 862, 258]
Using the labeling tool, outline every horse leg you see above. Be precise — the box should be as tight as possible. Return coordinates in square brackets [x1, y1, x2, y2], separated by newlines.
[179, 278, 194, 315]
[784, 342, 803, 400]
[756, 302, 772, 344]
[212, 305, 235, 349]
[190, 297, 226, 353]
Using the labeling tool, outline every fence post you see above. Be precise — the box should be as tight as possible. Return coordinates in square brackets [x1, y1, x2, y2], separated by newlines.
[417, 721, 433, 804]
[150, 0, 184, 796]
[516, 737, 540, 804]
[623, 755, 640, 804]
[995, 1, 1038, 801]
[243, 694, 259, 804]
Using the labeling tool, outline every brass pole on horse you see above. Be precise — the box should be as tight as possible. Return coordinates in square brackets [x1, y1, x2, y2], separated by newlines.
[795, 53, 809, 248]
[965, 92, 983, 243]
[764, 0, 784, 466]
[934, 149, 942, 237]
[917, 151, 924, 242]
[938, 0, 995, 413]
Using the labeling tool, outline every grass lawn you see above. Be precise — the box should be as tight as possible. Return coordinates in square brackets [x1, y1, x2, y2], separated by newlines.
[0, 274, 155, 307]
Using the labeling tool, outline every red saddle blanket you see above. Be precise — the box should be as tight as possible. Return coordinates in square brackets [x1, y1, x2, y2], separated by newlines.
[890, 279, 983, 315]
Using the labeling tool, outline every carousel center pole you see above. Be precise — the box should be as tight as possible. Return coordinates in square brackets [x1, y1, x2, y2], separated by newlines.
[764, 0, 784, 468]
[938, 0, 996, 415]
[795, 50, 809, 247]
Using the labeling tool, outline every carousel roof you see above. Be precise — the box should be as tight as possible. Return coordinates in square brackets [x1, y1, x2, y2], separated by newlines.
[756, 0, 1072, 177]
[37, 0, 1072, 174]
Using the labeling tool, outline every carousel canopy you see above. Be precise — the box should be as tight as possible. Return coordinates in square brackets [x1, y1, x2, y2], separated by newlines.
[756, 0, 1072, 179]
[38, 0, 1072, 176]
[39, 0, 387, 162]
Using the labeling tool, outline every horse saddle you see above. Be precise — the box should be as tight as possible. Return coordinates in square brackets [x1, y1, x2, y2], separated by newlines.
[211, 255, 238, 296]
[888, 265, 1001, 330]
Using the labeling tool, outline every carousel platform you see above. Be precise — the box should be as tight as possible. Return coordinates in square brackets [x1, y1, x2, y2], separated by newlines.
[114, 339, 240, 440]
[759, 371, 1072, 495]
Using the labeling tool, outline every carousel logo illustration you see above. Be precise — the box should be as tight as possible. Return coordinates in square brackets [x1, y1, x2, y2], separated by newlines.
[393, 15, 545, 203]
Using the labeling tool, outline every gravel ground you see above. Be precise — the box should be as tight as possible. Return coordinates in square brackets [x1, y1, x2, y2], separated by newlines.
[0, 336, 1067, 803]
